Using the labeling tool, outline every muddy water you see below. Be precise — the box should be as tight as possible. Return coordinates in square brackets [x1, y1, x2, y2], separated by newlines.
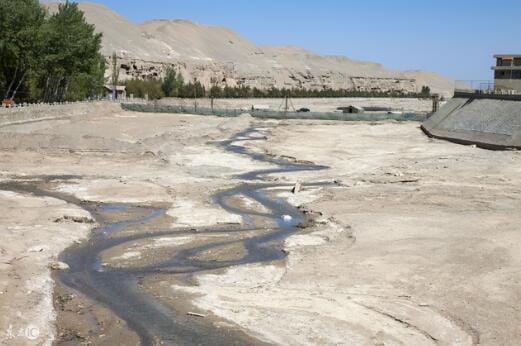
[56, 127, 330, 345]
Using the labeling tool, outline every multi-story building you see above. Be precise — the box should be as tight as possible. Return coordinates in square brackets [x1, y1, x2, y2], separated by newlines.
[493, 55, 521, 93]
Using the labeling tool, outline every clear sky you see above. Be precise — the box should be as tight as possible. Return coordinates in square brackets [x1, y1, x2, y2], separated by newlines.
[77, 0, 520, 81]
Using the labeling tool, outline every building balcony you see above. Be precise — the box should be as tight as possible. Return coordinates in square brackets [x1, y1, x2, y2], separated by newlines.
[491, 65, 521, 71]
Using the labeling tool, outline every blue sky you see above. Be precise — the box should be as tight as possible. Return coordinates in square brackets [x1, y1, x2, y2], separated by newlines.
[78, 0, 520, 81]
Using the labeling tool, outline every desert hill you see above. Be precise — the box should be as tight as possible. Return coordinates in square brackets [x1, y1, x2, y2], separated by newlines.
[48, 2, 457, 96]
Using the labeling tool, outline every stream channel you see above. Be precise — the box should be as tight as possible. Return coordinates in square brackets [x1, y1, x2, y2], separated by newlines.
[55, 127, 330, 345]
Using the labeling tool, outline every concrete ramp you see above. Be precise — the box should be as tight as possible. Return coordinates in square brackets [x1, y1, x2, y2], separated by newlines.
[422, 93, 521, 149]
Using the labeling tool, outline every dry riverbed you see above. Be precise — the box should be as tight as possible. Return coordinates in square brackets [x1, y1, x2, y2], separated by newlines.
[1, 104, 521, 345]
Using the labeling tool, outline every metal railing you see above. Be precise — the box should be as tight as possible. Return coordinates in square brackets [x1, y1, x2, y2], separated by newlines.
[455, 80, 494, 92]
[454, 80, 521, 96]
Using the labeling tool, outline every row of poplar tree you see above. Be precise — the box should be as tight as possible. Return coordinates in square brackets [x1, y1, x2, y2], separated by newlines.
[0, 0, 105, 103]
[126, 68, 432, 100]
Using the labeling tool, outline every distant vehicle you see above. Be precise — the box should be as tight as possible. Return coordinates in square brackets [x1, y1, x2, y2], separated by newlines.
[252, 104, 270, 110]
[296, 107, 310, 113]
[2, 99, 15, 108]
[337, 105, 364, 114]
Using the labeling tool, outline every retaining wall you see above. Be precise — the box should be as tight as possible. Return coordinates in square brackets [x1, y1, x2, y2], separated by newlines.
[421, 95, 521, 149]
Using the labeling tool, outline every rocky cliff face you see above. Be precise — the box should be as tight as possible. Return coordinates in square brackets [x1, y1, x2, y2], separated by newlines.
[49, 2, 457, 96]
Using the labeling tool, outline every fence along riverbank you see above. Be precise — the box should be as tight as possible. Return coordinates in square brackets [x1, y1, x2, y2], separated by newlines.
[122, 103, 425, 122]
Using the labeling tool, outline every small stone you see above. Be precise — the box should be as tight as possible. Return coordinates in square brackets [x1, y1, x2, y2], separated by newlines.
[49, 261, 70, 271]
[292, 181, 302, 194]
[28, 245, 48, 253]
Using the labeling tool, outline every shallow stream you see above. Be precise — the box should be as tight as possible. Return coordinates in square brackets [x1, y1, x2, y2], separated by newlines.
[56, 127, 329, 345]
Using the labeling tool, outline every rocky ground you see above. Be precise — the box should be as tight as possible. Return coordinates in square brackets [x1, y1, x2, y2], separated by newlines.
[1, 103, 520, 345]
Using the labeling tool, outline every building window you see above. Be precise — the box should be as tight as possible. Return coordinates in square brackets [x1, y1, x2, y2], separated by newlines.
[513, 70, 521, 79]
[497, 58, 513, 67]
[495, 71, 509, 79]
[514, 58, 521, 67]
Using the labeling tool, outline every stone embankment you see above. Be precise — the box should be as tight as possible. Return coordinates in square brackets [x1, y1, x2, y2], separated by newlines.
[422, 92, 521, 149]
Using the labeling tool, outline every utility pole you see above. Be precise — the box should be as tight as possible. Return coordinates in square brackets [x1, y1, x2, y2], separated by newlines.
[209, 77, 215, 113]
[111, 52, 119, 102]
[279, 92, 295, 114]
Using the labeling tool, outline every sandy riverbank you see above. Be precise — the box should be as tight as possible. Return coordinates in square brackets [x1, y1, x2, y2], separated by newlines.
[0, 105, 262, 344]
[177, 121, 521, 345]
[1, 103, 520, 345]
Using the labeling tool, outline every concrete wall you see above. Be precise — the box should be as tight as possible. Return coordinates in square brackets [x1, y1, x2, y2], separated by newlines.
[495, 79, 521, 93]
[0, 102, 120, 127]
[422, 95, 521, 149]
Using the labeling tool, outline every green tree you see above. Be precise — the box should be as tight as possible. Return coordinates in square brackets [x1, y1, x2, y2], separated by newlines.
[110, 52, 119, 100]
[65, 55, 105, 101]
[174, 72, 184, 97]
[420, 85, 431, 98]
[124, 79, 164, 100]
[124, 79, 142, 98]
[161, 67, 177, 97]
[0, 0, 46, 100]
[209, 85, 222, 98]
[144, 79, 164, 100]
[38, 1, 104, 102]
